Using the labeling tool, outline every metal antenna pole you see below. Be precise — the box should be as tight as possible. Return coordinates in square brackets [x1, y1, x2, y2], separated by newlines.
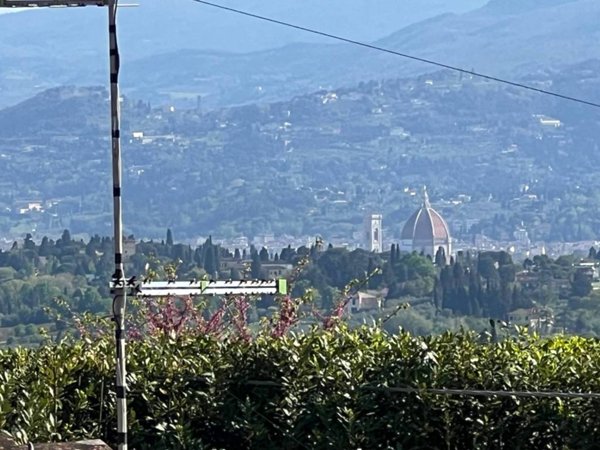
[1, 0, 131, 446]
[108, 0, 128, 448]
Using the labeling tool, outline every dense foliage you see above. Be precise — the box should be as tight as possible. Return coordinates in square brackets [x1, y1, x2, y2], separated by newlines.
[3, 230, 600, 345]
[1, 327, 600, 449]
[0, 230, 227, 332]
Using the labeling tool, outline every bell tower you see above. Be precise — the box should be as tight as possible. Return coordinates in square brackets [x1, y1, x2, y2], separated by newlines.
[365, 214, 383, 253]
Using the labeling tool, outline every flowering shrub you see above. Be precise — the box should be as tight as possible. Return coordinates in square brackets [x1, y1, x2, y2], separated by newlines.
[67, 263, 382, 343]
[4, 268, 599, 449]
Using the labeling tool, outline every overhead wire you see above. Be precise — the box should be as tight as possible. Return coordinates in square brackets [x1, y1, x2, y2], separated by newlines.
[246, 380, 600, 400]
[361, 385, 600, 400]
[190, 0, 600, 110]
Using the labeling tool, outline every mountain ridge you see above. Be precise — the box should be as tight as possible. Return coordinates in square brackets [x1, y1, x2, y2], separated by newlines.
[1, 0, 598, 113]
[483, 0, 579, 14]
[119, 0, 600, 110]
[0, 0, 485, 107]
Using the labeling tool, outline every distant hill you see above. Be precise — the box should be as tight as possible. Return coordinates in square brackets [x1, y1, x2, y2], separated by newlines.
[1, 60, 600, 242]
[0, 0, 484, 108]
[3, 0, 597, 111]
[0, 86, 107, 137]
[483, 0, 579, 14]
[121, 0, 600, 109]
[0, 0, 485, 55]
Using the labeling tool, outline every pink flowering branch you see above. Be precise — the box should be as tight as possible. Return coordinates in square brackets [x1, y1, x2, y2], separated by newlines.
[319, 267, 382, 330]
[230, 296, 252, 342]
[198, 301, 227, 337]
[271, 295, 300, 338]
[145, 295, 206, 337]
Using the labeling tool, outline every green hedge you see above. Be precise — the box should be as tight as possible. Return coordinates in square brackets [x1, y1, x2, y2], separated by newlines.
[1, 328, 600, 449]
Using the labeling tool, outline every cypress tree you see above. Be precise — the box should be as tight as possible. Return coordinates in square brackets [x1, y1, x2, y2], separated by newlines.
[251, 251, 262, 279]
[435, 246, 446, 267]
[259, 247, 269, 262]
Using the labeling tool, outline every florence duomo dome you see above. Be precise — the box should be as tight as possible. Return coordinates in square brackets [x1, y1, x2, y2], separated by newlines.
[400, 186, 451, 260]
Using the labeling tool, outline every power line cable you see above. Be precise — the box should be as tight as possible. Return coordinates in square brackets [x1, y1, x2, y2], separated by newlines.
[191, 0, 600, 110]
[245, 380, 600, 400]
[361, 385, 600, 400]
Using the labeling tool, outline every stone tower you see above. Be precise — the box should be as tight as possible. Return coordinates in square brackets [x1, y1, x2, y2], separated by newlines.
[365, 214, 383, 253]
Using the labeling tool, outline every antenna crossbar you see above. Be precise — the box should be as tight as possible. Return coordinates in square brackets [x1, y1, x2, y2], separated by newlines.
[0, 0, 107, 7]
[112, 279, 289, 297]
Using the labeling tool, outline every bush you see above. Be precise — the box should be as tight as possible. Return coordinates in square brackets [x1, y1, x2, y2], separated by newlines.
[12, 324, 25, 338]
[1, 328, 600, 449]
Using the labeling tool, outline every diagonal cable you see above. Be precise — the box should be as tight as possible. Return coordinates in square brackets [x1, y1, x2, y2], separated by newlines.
[191, 0, 600, 110]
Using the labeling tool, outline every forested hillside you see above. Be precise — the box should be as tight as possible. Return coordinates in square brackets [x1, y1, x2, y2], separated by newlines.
[2, 230, 600, 345]
[1, 60, 600, 242]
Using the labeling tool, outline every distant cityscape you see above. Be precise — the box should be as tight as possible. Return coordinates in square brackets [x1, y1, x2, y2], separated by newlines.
[3, 183, 599, 263]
